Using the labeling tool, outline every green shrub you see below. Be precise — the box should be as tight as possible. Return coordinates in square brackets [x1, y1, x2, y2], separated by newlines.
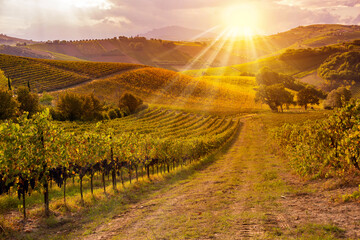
[17, 86, 39, 117]
[119, 93, 143, 114]
[0, 88, 18, 119]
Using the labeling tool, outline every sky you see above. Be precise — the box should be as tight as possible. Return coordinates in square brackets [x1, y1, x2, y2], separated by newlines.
[0, 0, 359, 41]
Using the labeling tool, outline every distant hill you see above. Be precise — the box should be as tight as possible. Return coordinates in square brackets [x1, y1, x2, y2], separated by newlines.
[1, 24, 359, 71]
[0, 34, 35, 45]
[0, 45, 52, 59]
[140, 26, 217, 41]
[267, 24, 360, 49]
[28, 37, 247, 71]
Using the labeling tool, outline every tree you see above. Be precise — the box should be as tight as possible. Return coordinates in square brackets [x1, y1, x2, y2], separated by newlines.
[323, 87, 352, 109]
[119, 93, 143, 114]
[56, 92, 83, 121]
[56, 92, 104, 121]
[256, 67, 282, 86]
[256, 67, 303, 91]
[297, 86, 320, 110]
[80, 94, 103, 121]
[0, 88, 18, 119]
[255, 84, 294, 112]
[17, 86, 39, 117]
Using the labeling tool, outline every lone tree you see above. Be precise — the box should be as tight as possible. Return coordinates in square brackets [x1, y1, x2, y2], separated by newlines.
[119, 93, 143, 114]
[297, 86, 321, 110]
[17, 86, 39, 117]
[255, 84, 294, 112]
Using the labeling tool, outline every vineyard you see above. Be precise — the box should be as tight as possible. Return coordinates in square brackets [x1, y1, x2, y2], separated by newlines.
[272, 99, 360, 179]
[0, 107, 240, 220]
[0, 54, 145, 92]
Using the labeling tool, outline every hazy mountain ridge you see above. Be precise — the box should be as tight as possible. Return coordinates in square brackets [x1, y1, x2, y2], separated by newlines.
[140, 26, 217, 41]
[0, 24, 359, 71]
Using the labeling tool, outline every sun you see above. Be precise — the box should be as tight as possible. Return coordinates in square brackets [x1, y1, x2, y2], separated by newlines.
[221, 3, 260, 38]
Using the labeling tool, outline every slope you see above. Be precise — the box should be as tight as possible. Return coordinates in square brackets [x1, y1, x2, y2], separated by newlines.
[0, 54, 145, 92]
[60, 67, 261, 114]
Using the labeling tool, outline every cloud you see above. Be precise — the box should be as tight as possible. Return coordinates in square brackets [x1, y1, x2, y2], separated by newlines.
[1, 0, 359, 40]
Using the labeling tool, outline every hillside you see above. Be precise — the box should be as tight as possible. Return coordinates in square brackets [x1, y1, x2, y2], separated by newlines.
[184, 40, 360, 91]
[0, 45, 53, 59]
[28, 37, 246, 71]
[0, 54, 145, 92]
[58, 67, 261, 114]
[0, 34, 35, 45]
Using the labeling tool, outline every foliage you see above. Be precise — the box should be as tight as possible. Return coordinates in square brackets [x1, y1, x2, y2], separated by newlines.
[0, 69, 7, 88]
[0, 108, 239, 219]
[39, 92, 54, 106]
[119, 93, 143, 114]
[272, 99, 360, 178]
[323, 87, 351, 109]
[296, 86, 320, 110]
[56, 92, 104, 121]
[279, 46, 340, 70]
[16, 86, 39, 117]
[255, 84, 294, 112]
[0, 88, 18, 119]
[318, 51, 360, 82]
[256, 67, 304, 91]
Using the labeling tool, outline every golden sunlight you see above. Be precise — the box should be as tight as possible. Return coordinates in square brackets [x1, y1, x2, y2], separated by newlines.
[221, 3, 260, 38]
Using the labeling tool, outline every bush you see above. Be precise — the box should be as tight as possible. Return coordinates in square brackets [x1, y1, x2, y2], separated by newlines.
[56, 92, 83, 121]
[16, 86, 39, 117]
[119, 93, 143, 114]
[0, 88, 18, 119]
[108, 109, 118, 119]
[39, 92, 54, 106]
[323, 87, 351, 109]
[56, 92, 104, 121]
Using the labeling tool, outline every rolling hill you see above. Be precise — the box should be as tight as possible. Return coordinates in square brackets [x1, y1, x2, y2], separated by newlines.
[0, 54, 145, 92]
[27, 37, 247, 71]
[0, 53, 260, 113]
[55, 67, 260, 114]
